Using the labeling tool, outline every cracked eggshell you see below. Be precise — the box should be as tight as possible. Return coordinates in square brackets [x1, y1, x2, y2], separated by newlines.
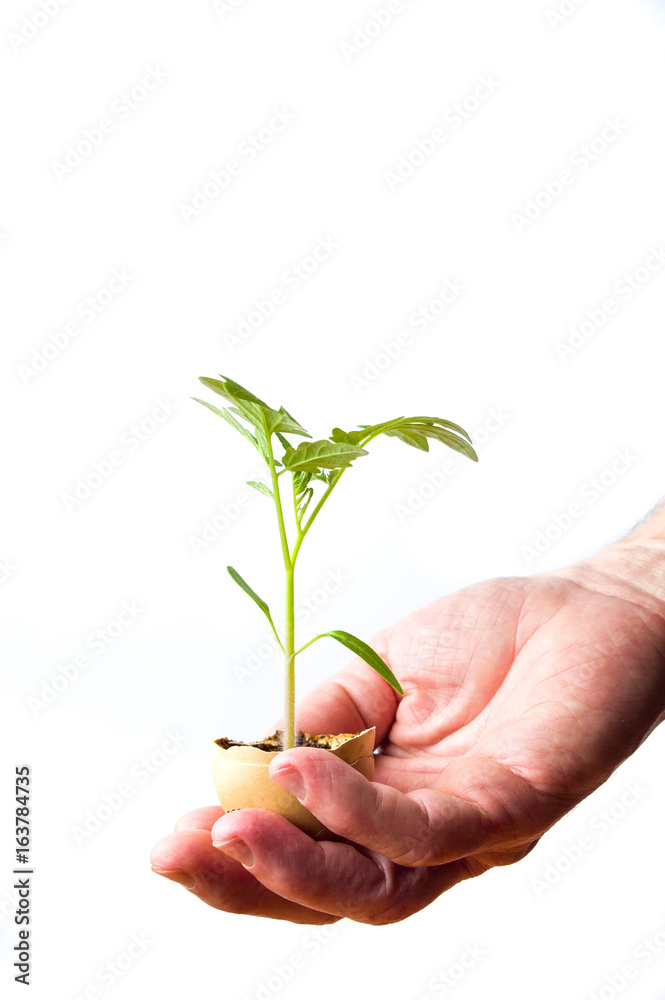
[212, 727, 376, 839]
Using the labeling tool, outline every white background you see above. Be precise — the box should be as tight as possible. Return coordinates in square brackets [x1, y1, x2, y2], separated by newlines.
[2, 0, 665, 998]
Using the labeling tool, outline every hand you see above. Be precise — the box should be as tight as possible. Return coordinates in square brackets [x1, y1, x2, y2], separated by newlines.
[150, 557, 665, 925]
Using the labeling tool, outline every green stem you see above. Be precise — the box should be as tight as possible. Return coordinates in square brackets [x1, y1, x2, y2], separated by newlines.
[264, 420, 296, 751]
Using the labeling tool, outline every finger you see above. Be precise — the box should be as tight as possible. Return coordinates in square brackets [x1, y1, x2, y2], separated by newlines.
[210, 809, 468, 925]
[269, 749, 526, 866]
[267, 633, 399, 744]
[174, 806, 225, 832]
[150, 829, 339, 925]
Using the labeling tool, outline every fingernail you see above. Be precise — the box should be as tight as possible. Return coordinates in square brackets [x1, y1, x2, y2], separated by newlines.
[151, 867, 196, 889]
[270, 762, 306, 800]
[212, 838, 255, 869]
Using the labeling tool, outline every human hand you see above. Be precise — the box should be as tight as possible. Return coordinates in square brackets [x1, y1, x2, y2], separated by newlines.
[151, 550, 665, 925]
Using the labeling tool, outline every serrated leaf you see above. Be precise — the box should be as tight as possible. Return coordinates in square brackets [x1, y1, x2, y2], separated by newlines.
[321, 630, 403, 695]
[282, 439, 368, 473]
[247, 480, 274, 499]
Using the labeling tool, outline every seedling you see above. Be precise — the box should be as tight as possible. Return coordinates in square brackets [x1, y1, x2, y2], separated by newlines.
[193, 375, 478, 751]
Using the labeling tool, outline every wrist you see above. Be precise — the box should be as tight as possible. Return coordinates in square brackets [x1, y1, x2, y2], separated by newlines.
[553, 505, 665, 622]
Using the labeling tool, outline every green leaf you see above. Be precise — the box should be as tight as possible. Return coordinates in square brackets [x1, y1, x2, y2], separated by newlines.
[297, 487, 314, 519]
[372, 416, 478, 462]
[321, 630, 403, 695]
[247, 481, 274, 499]
[381, 426, 430, 451]
[191, 397, 263, 452]
[227, 566, 285, 652]
[277, 407, 310, 438]
[282, 439, 368, 473]
[227, 566, 273, 624]
[410, 415, 473, 444]
[217, 375, 271, 409]
[200, 377, 282, 436]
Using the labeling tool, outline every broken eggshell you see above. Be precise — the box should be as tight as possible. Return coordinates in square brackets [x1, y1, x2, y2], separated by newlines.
[212, 727, 376, 839]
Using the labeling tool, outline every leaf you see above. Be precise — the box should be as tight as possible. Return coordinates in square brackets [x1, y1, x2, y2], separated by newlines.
[282, 439, 368, 473]
[381, 426, 430, 451]
[191, 398, 262, 452]
[227, 566, 272, 622]
[247, 480, 274, 499]
[371, 416, 478, 462]
[227, 566, 284, 652]
[199, 377, 310, 442]
[277, 407, 310, 438]
[293, 471, 312, 496]
[297, 487, 314, 519]
[201, 377, 283, 436]
[321, 630, 403, 695]
[217, 375, 271, 409]
[410, 415, 473, 444]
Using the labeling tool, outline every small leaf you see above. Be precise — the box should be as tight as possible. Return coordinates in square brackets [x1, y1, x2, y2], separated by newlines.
[293, 471, 313, 497]
[322, 630, 403, 695]
[191, 397, 262, 452]
[297, 487, 314, 519]
[227, 566, 272, 621]
[278, 407, 311, 438]
[282, 439, 368, 473]
[247, 480, 274, 499]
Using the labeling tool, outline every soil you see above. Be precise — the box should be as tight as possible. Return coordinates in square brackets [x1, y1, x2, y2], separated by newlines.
[214, 730, 360, 753]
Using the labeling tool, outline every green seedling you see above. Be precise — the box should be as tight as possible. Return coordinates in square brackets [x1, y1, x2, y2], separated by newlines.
[193, 375, 478, 751]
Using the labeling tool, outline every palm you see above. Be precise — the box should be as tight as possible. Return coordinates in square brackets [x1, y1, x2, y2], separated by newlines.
[151, 570, 665, 923]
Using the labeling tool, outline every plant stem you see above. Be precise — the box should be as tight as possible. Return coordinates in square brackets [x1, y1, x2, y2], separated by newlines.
[264, 420, 296, 751]
[284, 564, 295, 750]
